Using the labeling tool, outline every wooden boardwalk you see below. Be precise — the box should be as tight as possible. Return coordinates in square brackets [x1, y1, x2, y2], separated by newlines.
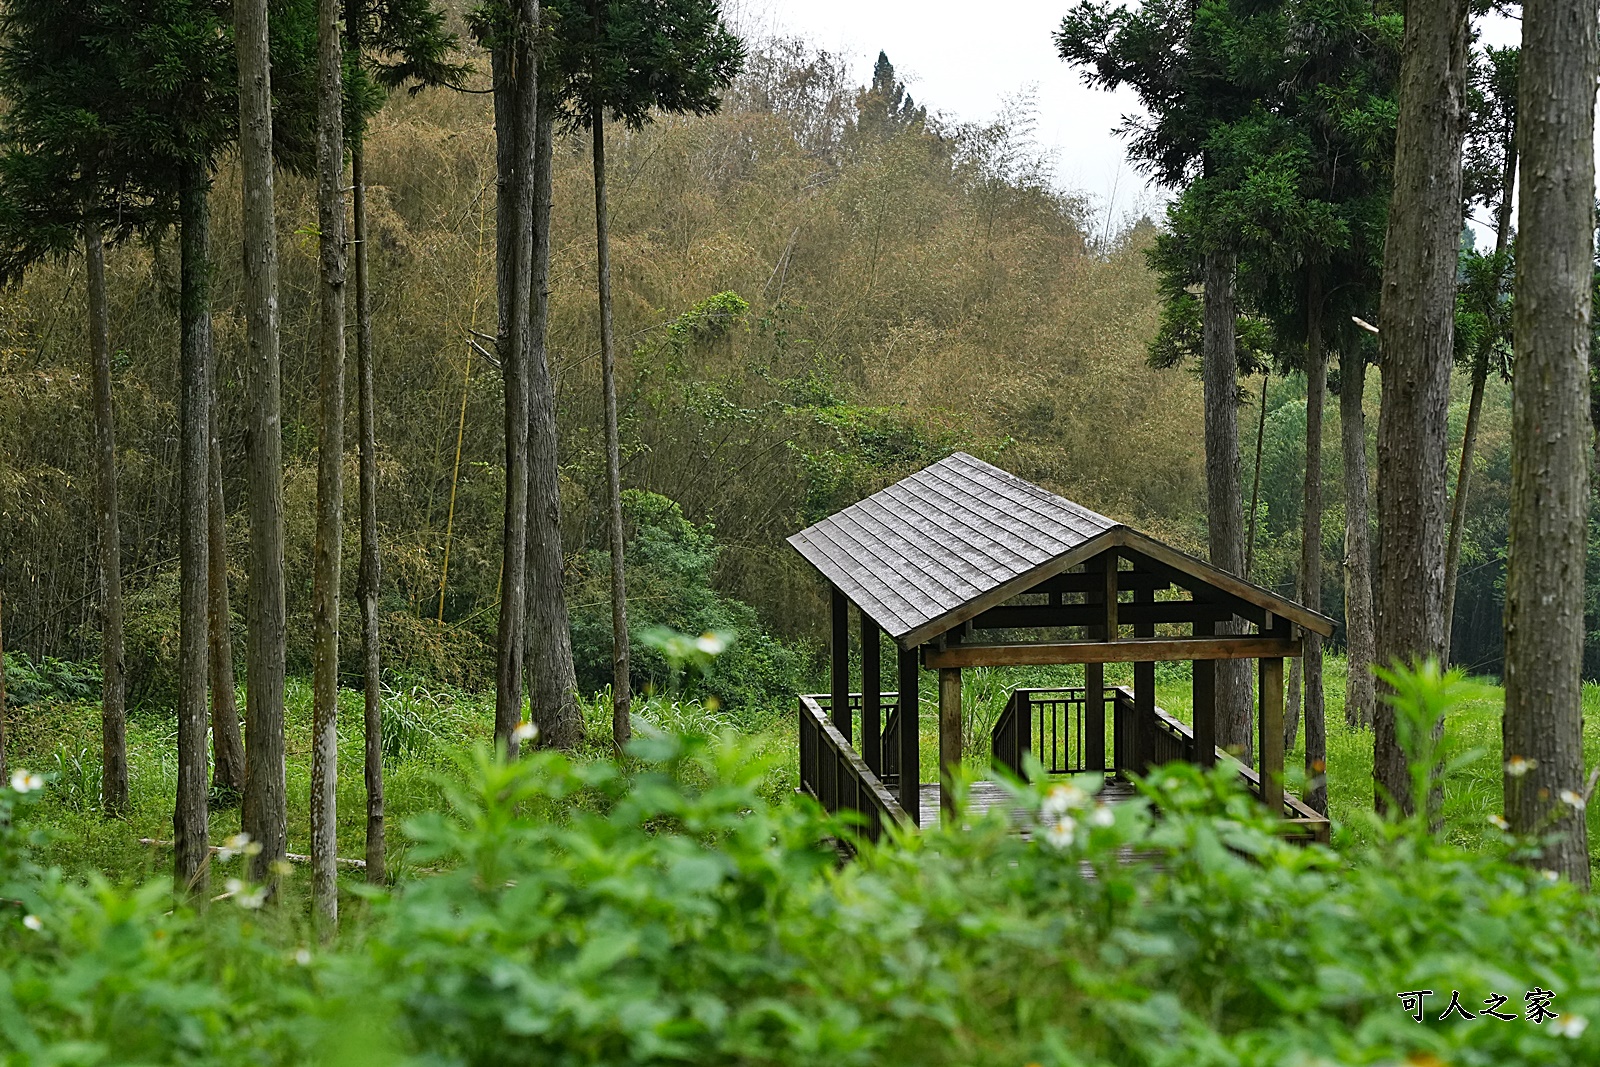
[917, 776, 1139, 828]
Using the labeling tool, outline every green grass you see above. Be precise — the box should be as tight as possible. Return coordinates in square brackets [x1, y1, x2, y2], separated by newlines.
[13, 653, 1600, 884]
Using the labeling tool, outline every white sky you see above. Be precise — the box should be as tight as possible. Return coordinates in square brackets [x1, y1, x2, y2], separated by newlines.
[738, 1, 1531, 238]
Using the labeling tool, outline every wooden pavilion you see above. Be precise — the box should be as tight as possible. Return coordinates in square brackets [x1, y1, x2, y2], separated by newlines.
[790, 452, 1335, 843]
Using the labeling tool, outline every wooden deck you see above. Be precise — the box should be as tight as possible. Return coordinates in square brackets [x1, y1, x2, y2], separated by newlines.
[917, 775, 1139, 828]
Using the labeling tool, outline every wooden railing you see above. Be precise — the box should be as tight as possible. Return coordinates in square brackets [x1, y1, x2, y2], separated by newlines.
[1110, 687, 1330, 843]
[991, 687, 1096, 778]
[799, 694, 911, 845]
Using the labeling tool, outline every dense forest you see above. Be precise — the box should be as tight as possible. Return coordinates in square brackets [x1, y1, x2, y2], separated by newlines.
[0, 36, 1534, 703]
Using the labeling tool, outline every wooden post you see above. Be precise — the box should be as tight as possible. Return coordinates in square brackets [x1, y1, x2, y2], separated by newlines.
[897, 645, 921, 826]
[1133, 584, 1155, 774]
[1085, 558, 1106, 772]
[1258, 657, 1285, 816]
[830, 585, 850, 739]
[1192, 617, 1216, 767]
[860, 606, 882, 776]
[939, 666, 962, 822]
[1103, 551, 1120, 774]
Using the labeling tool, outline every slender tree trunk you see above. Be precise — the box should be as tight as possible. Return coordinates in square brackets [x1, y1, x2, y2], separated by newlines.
[491, 0, 538, 756]
[1503, 0, 1595, 887]
[352, 123, 385, 884]
[85, 223, 128, 814]
[310, 0, 348, 931]
[1340, 348, 1376, 729]
[207, 355, 246, 798]
[593, 103, 631, 749]
[235, 0, 289, 886]
[1443, 140, 1517, 657]
[1245, 371, 1268, 579]
[1203, 249, 1250, 762]
[1, 586, 8, 781]
[174, 163, 212, 898]
[1286, 649, 1301, 750]
[1374, 0, 1467, 817]
[1301, 271, 1328, 815]
[525, 101, 582, 749]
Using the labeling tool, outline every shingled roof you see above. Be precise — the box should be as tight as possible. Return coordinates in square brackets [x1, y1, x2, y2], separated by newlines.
[788, 452, 1336, 647]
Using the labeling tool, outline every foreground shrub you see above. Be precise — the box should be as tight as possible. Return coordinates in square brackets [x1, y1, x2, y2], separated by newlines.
[3, 666, 1599, 1065]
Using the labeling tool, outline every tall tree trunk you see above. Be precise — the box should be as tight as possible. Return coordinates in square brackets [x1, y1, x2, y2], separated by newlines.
[1340, 348, 1376, 729]
[1503, 0, 1595, 887]
[1373, 0, 1468, 818]
[1, 585, 8, 781]
[352, 116, 385, 884]
[1443, 138, 1517, 657]
[174, 163, 212, 898]
[310, 0, 347, 931]
[1245, 371, 1268, 579]
[1203, 249, 1250, 762]
[207, 355, 246, 797]
[235, 0, 288, 886]
[85, 223, 128, 814]
[525, 101, 582, 749]
[593, 102, 631, 750]
[491, 0, 538, 756]
[1301, 270, 1328, 815]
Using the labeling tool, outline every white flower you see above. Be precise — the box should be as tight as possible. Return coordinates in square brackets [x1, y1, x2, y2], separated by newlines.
[236, 886, 267, 910]
[1042, 816, 1077, 851]
[9, 770, 42, 794]
[1488, 814, 1510, 831]
[1561, 789, 1587, 811]
[1041, 783, 1088, 821]
[21, 915, 42, 932]
[1506, 756, 1538, 778]
[1542, 869, 1561, 883]
[694, 632, 727, 655]
[218, 832, 255, 862]
[512, 720, 538, 744]
[293, 947, 312, 966]
[1088, 804, 1115, 828]
[1553, 1015, 1589, 1039]
[225, 878, 246, 895]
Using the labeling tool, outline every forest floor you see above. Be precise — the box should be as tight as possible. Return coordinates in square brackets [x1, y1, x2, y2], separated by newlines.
[8, 653, 1598, 885]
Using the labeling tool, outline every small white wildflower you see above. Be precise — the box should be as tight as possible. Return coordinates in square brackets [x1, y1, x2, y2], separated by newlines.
[225, 878, 247, 895]
[1542, 869, 1561, 883]
[1487, 814, 1510, 831]
[9, 770, 42, 794]
[695, 632, 727, 655]
[237, 886, 267, 910]
[1041, 783, 1088, 820]
[21, 914, 42, 932]
[1561, 789, 1587, 811]
[293, 947, 312, 966]
[1042, 816, 1077, 851]
[1553, 1015, 1589, 1039]
[218, 832, 254, 862]
[1088, 804, 1115, 828]
[512, 720, 538, 744]
[1506, 756, 1537, 778]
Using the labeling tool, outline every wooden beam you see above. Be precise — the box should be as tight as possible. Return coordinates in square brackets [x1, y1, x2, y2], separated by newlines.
[1084, 555, 1106, 773]
[1258, 657, 1285, 816]
[1029, 569, 1169, 594]
[1133, 584, 1155, 775]
[1104, 550, 1119, 636]
[1192, 618, 1217, 769]
[897, 645, 921, 827]
[939, 666, 961, 823]
[860, 606, 882, 776]
[970, 600, 1239, 631]
[830, 585, 850, 738]
[1114, 546, 1268, 627]
[924, 636, 1303, 668]
[1118, 529, 1337, 637]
